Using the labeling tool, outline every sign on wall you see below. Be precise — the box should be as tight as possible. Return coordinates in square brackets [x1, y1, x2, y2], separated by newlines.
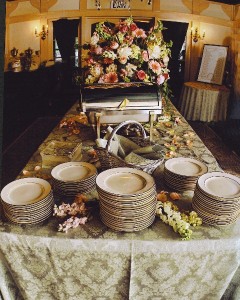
[197, 44, 228, 85]
[110, 1, 129, 9]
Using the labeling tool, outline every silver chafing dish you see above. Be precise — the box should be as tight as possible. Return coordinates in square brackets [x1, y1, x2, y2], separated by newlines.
[79, 82, 162, 125]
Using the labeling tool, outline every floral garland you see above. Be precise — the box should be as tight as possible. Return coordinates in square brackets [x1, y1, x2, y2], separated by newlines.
[156, 191, 202, 240]
[82, 16, 172, 100]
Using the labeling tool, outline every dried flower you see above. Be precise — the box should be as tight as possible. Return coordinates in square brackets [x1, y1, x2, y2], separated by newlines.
[169, 192, 181, 201]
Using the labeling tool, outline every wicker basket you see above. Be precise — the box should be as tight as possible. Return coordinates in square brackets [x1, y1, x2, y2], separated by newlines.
[95, 120, 164, 174]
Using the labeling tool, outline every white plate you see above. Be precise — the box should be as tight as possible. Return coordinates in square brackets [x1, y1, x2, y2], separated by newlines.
[51, 162, 97, 182]
[165, 157, 208, 177]
[96, 167, 155, 196]
[198, 172, 240, 199]
[1, 178, 51, 205]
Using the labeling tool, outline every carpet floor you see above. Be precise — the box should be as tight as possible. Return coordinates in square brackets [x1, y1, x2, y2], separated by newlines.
[189, 121, 240, 176]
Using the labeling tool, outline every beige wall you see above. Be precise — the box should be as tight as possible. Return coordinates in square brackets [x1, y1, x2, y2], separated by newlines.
[5, 0, 239, 95]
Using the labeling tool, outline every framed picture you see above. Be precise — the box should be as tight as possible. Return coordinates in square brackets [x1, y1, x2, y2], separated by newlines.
[197, 44, 228, 85]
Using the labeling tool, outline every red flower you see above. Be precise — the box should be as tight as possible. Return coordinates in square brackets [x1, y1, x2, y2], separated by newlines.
[130, 23, 137, 31]
[103, 58, 113, 64]
[137, 70, 146, 81]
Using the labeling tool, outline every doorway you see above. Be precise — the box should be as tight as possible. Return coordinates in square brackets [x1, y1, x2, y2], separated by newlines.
[161, 21, 189, 106]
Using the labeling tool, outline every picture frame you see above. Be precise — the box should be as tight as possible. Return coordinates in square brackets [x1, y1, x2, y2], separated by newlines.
[197, 44, 228, 85]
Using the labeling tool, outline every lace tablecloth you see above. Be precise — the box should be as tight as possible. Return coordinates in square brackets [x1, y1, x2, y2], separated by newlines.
[179, 81, 230, 122]
[0, 102, 239, 300]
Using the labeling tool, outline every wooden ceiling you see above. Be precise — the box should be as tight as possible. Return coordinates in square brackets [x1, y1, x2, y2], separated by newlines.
[5, 0, 240, 2]
[5, 0, 240, 3]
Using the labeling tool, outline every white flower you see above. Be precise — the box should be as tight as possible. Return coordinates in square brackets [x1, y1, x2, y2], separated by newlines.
[148, 45, 161, 59]
[102, 50, 117, 60]
[125, 63, 137, 77]
[156, 201, 201, 240]
[90, 32, 99, 46]
[117, 46, 132, 60]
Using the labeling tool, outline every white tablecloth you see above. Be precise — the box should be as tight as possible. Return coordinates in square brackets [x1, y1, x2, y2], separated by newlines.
[0, 102, 239, 300]
[179, 81, 230, 122]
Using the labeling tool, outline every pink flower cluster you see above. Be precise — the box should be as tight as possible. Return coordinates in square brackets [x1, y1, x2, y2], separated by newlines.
[53, 199, 89, 233]
[58, 216, 88, 233]
[82, 17, 172, 96]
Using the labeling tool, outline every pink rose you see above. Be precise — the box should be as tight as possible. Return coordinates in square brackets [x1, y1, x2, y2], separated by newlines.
[94, 46, 103, 55]
[119, 56, 128, 64]
[110, 41, 119, 50]
[142, 50, 149, 62]
[157, 75, 165, 85]
[137, 70, 146, 81]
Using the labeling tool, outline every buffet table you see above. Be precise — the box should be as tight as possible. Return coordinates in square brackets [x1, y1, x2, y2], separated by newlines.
[179, 81, 230, 122]
[0, 102, 240, 300]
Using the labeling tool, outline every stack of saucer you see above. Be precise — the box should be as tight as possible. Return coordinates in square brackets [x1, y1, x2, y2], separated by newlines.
[51, 162, 97, 197]
[96, 167, 156, 232]
[1, 178, 54, 225]
[192, 172, 240, 226]
[164, 157, 208, 191]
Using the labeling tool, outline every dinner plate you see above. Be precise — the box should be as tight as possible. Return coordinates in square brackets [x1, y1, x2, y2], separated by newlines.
[1, 178, 51, 205]
[198, 172, 240, 199]
[96, 167, 155, 196]
[51, 162, 97, 182]
[165, 157, 208, 177]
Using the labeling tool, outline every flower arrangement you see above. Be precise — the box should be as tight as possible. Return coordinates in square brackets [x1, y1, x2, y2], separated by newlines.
[82, 17, 172, 100]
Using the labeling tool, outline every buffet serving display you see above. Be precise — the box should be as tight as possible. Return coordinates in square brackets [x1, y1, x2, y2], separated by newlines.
[0, 100, 240, 300]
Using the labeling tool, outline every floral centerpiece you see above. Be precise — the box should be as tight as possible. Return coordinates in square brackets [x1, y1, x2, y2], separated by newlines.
[81, 17, 172, 100]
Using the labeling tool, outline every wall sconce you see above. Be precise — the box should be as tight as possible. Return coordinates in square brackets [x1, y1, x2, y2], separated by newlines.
[35, 25, 48, 40]
[191, 27, 205, 43]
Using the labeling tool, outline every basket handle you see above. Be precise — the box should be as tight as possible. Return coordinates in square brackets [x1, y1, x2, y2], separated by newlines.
[106, 120, 147, 152]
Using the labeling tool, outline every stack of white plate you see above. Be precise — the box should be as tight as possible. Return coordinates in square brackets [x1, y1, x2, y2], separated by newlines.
[192, 172, 240, 226]
[51, 162, 97, 197]
[164, 157, 208, 191]
[96, 167, 156, 232]
[1, 178, 54, 225]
